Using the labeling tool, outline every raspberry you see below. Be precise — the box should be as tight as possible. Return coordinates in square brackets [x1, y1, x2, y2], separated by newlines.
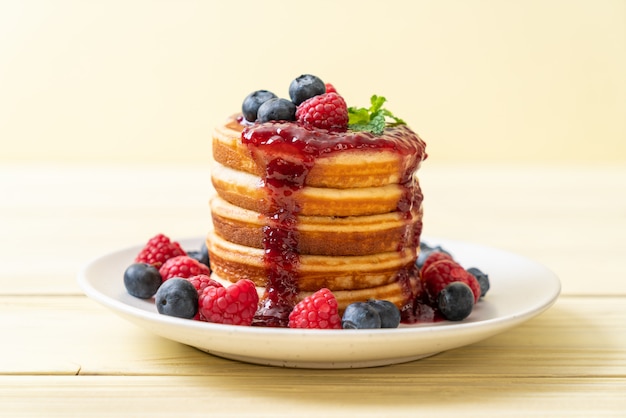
[324, 83, 337, 94]
[420, 255, 481, 304]
[198, 279, 259, 326]
[296, 92, 348, 130]
[159, 255, 211, 281]
[185, 275, 222, 321]
[288, 288, 341, 329]
[420, 251, 453, 275]
[135, 233, 185, 268]
[185, 274, 221, 294]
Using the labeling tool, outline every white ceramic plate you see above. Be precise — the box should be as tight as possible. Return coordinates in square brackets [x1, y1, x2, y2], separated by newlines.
[78, 237, 560, 369]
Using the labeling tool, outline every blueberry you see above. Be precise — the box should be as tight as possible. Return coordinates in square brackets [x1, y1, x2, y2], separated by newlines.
[432, 245, 452, 257]
[242, 90, 277, 122]
[155, 278, 198, 319]
[367, 299, 401, 328]
[467, 267, 490, 297]
[288, 74, 326, 105]
[415, 249, 430, 269]
[256, 98, 296, 123]
[437, 282, 474, 321]
[342, 302, 382, 329]
[416, 242, 453, 269]
[187, 242, 210, 269]
[123, 262, 162, 299]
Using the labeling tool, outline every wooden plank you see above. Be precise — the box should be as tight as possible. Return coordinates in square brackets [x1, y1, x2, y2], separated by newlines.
[0, 375, 625, 417]
[1, 295, 625, 377]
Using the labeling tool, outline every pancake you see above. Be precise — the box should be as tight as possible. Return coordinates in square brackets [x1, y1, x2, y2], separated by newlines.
[207, 231, 417, 292]
[211, 162, 417, 217]
[210, 196, 422, 256]
[213, 115, 424, 189]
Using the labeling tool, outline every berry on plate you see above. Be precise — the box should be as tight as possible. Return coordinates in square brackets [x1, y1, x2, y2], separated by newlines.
[186, 241, 210, 269]
[288, 288, 341, 329]
[419, 250, 454, 275]
[185, 274, 221, 321]
[467, 267, 490, 298]
[437, 282, 474, 321]
[185, 274, 221, 294]
[159, 255, 211, 281]
[134, 233, 185, 268]
[199, 279, 259, 326]
[341, 302, 381, 329]
[420, 254, 481, 304]
[367, 299, 401, 328]
[155, 278, 199, 319]
[416, 242, 453, 270]
[123, 262, 163, 299]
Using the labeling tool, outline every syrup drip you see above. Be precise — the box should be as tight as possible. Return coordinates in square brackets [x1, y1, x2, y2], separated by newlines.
[242, 121, 427, 326]
[251, 152, 312, 327]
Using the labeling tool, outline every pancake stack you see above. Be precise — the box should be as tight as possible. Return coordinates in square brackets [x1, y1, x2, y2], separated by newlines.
[207, 115, 427, 326]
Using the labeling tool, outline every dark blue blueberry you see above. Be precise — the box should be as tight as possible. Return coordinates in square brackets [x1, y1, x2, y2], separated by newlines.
[416, 242, 453, 269]
[367, 299, 401, 328]
[288, 74, 325, 105]
[342, 302, 382, 329]
[242, 90, 277, 122]
[123, 262, 162, 299]
[187, 242, 210, 269]
[415, 249, 431, 270]
[256, 98, 296, 122]
[437, 282, 474, 321]
[467, 267, 490, 297]
[155, 278, 198, 319]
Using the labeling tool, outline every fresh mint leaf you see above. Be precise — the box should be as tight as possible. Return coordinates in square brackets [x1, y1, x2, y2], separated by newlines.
[381, 108, 405, 125]
[347, 95, 405, 135]
[347, 107, 370, 125]
[370, 112, 387, 134]
[369, 95, 386, 114]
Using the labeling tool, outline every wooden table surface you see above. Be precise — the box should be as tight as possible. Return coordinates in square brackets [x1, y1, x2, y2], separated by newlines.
[1, 162, 625, 417]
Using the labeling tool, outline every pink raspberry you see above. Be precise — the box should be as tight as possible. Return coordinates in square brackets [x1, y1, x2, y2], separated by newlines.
[296, 92, 348, 130]
[420, 251, 454, 276]
[135, 233, 185, 268]
[159, 255, 211, 281]
[185, 275, 222, 321]
[324, 82, 337, 94]
[198, 279, 259, 326]
[420, 256, 481, 304]
[288, 288, 341, 329]
[185, 274, 221, 294]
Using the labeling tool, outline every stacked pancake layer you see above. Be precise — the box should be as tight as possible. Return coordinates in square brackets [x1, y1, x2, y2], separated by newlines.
[207, 116, 427, 325]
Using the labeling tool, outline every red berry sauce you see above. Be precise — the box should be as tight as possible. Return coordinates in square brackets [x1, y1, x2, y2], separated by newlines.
[241, 121, 427, 326]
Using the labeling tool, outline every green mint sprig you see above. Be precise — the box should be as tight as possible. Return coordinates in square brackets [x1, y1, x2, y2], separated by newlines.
[348, 95, 405, 135]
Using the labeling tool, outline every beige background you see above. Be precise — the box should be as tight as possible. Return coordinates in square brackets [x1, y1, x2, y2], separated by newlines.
[1, 0, 624, 164]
